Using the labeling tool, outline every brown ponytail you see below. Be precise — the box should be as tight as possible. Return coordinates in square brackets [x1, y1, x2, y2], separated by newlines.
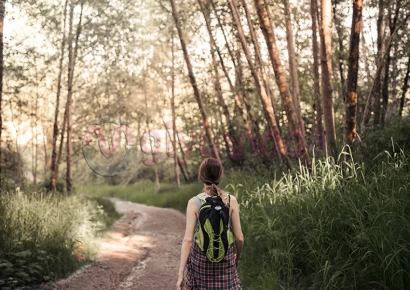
[198, 157, 224, 197]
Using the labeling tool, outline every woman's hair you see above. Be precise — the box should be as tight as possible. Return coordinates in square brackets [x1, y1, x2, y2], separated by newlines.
[198, 157, 224, 197]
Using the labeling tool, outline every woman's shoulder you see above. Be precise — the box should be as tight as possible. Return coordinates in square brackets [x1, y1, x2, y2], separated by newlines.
[195, 191, 233, 202]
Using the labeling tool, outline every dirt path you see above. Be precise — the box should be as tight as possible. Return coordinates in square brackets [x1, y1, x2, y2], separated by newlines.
[50, 199, 186, 290]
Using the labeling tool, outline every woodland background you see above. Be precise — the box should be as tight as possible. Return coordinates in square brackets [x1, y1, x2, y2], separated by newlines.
[0, 0, 410, 289]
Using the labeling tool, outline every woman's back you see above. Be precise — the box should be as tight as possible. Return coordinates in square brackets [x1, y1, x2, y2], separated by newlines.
[176, 157, 244, 290]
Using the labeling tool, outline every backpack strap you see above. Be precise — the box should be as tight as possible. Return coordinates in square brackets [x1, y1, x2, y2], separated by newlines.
[193, 195, 202, 231]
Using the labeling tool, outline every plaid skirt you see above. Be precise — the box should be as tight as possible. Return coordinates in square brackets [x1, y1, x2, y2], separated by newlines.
[184, 242, 242, 290]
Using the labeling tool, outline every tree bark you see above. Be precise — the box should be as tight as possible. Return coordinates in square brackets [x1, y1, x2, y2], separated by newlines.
[399, 55, 410, 117]
[170, 0, 220, 162]
[56, 107, 66, 182]
[0, 0, 4, 181]
[333, 1, 346, 102]
[310, 0, 324, 150]
[283, 0, 305, 138]
[31, 90, 39, 185]
[66, 0, 84, 192]
[171, 32, 180, 187]
[253, 0, 310, 165]
[227, 0, 291, 169]
[344, 0, 363, 146]
[51, 0, 68, 191]
[319, 0, 337, 158]
[373, 0, 386, 126]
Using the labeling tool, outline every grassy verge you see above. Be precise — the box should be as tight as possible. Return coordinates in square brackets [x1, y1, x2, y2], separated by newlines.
[232, 149, 410, 289]
[0, 192, 120, 289]
[77, 180, 204, 213]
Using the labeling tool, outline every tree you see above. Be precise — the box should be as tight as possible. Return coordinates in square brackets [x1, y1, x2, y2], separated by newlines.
[197, 0, 237, 159]
[0, 0, 4, 181]
[319, 0, 337, 158]
[283, 0, 305, 139]
[171, 31, 180, 187]
[66, 0, 85, 192]
[253, 0, 310, 165]
[50, 0, 68, 191]
[373, 0, 386, 126]
[170, 0, 221, 162]
[399, 54, 410, 117]
[344, 0, 363, 146]
[227, 0, 291, 169]
[310, 0, 324, 150]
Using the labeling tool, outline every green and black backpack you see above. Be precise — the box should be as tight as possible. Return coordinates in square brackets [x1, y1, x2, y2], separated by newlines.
[193, 193, 235, 262]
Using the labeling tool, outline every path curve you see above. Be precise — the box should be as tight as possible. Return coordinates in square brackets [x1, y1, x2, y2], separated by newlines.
[51, 198, 186, 290]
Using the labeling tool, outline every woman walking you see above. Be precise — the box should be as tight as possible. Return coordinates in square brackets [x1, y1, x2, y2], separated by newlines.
[176, 157, 244, 289]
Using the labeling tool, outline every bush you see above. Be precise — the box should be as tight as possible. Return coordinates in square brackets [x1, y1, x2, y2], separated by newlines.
[0, 192, 107, 289]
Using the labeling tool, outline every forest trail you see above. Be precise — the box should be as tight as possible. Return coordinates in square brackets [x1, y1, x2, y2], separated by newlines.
[50, 199, 186, 290]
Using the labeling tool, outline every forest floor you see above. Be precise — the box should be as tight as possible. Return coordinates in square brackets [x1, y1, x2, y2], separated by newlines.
[43, 198, 186, 290]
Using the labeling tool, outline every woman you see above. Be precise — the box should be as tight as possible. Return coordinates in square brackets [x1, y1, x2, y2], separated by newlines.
[176, 157, 244, 290]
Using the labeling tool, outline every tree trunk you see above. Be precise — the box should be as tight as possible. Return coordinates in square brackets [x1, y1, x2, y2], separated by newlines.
[51, 0, 68, 191]
[399, 55, 410, 117]
[381, 2, 401, 124]
[66, 0, 84, 192]
[319, 0, 337, 158]
[0, 0, 4, 181]
[333, 1, 346, 102]
[381, 47, 390, 125]
[310, 0, 324, 150]
[31, 91, 39, 185]
[344, 0, 363, 146]
[170, 0, 220, 162]
[41, 119, 50, 181]
[171, 33, 180, 187]
[209, 0, 260, 147]
[253, 0, 310, 165]
[227, 0, 291, 169]
[361, 13, 410, 132]
[373, 0, 386, 126]
[198, 0, 237, 150]
[361, 31, 372, 93]
[283, 0, 305, 138]
[9, 100, 22, 187]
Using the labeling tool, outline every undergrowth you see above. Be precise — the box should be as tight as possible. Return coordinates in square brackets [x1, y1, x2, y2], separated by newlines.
[0, 192, 114, 289]
[231, 148, 410, 289]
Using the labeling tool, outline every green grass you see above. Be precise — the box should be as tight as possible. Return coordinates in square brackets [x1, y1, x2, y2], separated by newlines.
[78, 180, 204, 213]
[0, 192, 118, 289]
[231, 149, 410, 290]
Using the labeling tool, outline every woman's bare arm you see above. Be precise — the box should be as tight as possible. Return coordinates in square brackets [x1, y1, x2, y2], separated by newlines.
[230, 195, 244, 265]
[177, 198, 197, 277]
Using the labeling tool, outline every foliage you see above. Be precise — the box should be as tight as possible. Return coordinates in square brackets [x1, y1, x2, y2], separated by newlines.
[0, 192, 116, 289]
[354, 118, 410, 164]
[230, 149, 410, 289]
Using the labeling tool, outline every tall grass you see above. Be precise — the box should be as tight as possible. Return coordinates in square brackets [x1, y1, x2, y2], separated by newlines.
[231, 149, 410, 289]
[0, 192, 111, 289]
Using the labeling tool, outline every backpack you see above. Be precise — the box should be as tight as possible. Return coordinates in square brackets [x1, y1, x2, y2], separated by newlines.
[193, 193, 235, 262]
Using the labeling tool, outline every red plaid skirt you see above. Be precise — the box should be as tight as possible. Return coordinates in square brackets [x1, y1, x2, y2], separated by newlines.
[184, 242, 242, 289]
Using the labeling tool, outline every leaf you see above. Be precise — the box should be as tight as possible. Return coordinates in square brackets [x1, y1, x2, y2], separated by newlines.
[13, 250, 32, 258]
